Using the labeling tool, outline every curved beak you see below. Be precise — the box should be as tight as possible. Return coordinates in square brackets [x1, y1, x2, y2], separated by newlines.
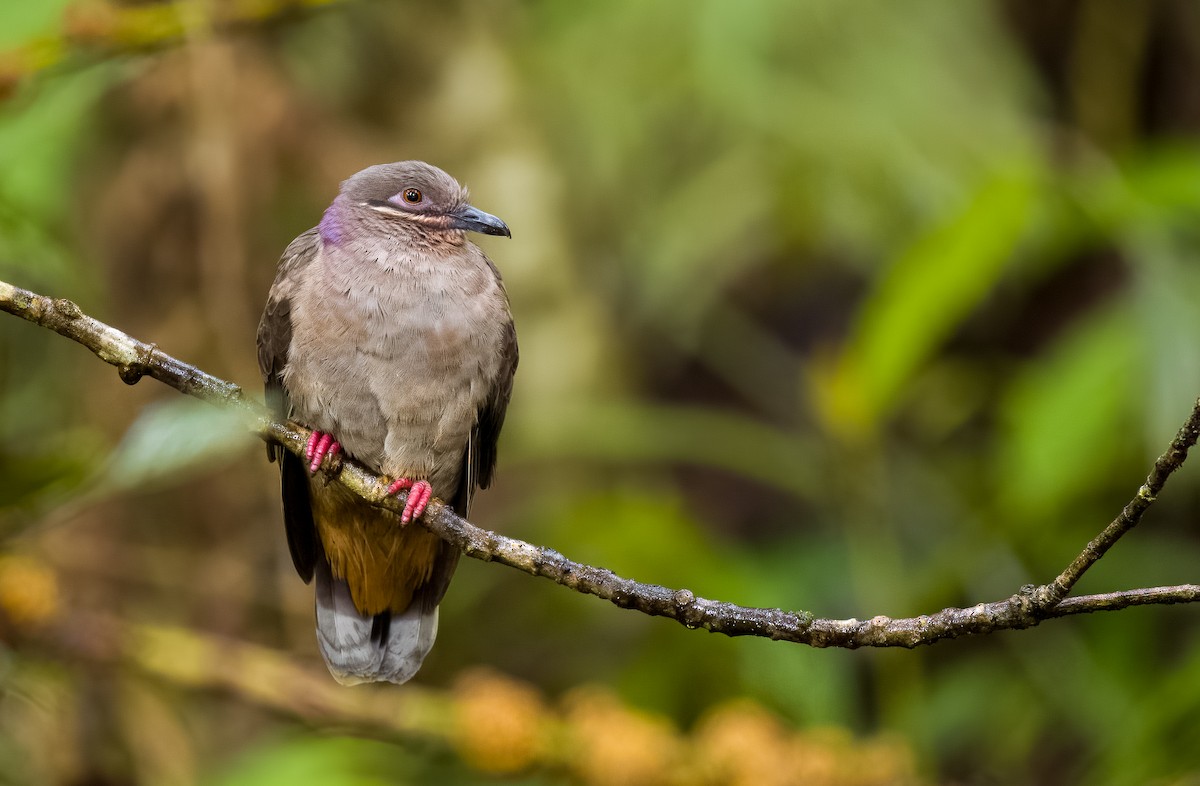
[449, 204, 511, 238]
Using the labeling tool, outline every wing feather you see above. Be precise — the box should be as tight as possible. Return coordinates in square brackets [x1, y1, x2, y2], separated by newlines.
[256, 228, 323, 582]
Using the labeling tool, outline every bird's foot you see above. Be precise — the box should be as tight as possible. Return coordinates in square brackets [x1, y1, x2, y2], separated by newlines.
[305, 430, 341, 474]
[386, 478, 433, 525]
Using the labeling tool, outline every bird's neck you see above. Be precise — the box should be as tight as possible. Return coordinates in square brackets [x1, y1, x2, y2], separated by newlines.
[318, 196, 349, 246]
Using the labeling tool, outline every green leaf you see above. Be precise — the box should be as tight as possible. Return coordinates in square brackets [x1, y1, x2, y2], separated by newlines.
[0, 66, 119, 222]
[102, 399, 252, 494]
[0, 1, 72, 48]
[828, 168, 1038, 432]
[995, 301, 1138, 522]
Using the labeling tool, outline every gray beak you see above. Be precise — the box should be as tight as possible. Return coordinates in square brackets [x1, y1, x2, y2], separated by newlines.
[449, 204, 511, 238]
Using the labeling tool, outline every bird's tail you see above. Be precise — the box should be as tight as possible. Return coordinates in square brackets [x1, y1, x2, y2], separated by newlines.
[312, 560, 438, 685]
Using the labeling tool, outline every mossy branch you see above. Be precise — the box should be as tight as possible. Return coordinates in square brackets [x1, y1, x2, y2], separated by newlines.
[3, 278, 1198, 648]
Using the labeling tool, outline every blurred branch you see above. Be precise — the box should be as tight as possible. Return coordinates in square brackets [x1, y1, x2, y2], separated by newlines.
[2, 278, 1198, 648]
[0, 0, 341, 101]
[34, 610, 452, 734]
[10, 609, 916, 782]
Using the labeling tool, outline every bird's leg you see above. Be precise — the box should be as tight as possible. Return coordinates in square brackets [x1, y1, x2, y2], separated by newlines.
[386, 477, 433, 525]
[305, 430, 341, 475]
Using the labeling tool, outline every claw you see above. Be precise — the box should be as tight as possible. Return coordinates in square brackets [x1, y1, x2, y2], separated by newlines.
[305, 431, 320, 463]
[386, 478, 433, 524]
[305, 430, 341, 474]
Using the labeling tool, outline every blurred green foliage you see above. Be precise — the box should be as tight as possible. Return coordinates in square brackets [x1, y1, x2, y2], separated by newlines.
[1, 0, 1200, 784]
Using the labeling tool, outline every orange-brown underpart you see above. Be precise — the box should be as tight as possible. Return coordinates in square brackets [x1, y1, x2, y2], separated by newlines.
[310, 481, 440, 615]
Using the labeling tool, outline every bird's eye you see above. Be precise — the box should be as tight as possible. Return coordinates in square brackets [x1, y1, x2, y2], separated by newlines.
[402, 189, 422, 204]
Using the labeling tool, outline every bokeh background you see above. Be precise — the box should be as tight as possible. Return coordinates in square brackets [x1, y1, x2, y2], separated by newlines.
[2, 1, 1199, 784]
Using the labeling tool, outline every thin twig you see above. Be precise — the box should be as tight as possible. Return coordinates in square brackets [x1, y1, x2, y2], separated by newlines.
[1035, 402, 1200, 606]
[1047, 584, 1200, 616]
[2, 278, 1197, 648]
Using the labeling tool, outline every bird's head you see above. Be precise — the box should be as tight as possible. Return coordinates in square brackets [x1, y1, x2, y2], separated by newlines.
[339, 161, 511, 241]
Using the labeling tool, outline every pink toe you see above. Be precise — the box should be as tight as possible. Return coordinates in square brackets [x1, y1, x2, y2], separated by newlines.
[387, 478, 431, 524]
[307, 432, 339, 474]
[387, 477, 413, 496]
[402, 481, 433, 524]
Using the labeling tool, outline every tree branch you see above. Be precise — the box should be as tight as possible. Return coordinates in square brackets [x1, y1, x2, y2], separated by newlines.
[3, 278, 1198, 647]
[1035, 405, 1200, 606]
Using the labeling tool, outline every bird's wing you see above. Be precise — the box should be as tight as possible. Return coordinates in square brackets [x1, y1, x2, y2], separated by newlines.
[474, 316, 519, 493]
[257, 227, 323, 583]
[448, 306, 518, 520]
[430, 274, 517, 613]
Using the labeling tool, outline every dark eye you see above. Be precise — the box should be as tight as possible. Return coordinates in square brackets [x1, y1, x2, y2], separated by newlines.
[402, 188, 422, 204]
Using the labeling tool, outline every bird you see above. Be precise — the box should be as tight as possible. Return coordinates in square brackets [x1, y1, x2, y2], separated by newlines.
[256, 161, 517, 685]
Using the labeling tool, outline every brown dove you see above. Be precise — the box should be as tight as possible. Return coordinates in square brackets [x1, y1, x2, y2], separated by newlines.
[257, 161, 517, 684]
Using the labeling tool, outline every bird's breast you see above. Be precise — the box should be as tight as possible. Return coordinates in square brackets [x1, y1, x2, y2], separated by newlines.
[283, 247, 508, 489]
